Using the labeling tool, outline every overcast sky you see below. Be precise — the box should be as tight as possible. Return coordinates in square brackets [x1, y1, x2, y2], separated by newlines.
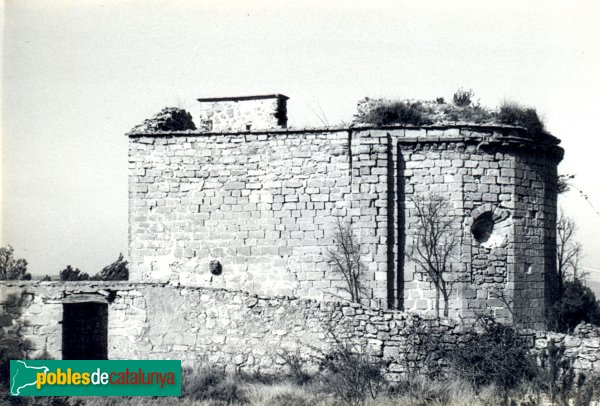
[2, 0, 600, 282]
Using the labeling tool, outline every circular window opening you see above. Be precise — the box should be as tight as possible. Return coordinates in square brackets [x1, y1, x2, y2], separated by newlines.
[471, 212, 494, 244]
[209, 260, 223, 276]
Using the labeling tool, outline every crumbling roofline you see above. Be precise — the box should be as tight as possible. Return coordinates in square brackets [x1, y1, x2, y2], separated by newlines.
[196, 94, 289, 102]
[126, 123, 548, 139]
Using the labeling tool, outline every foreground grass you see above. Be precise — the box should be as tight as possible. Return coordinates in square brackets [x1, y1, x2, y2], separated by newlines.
[66, 377, 598, 406]
[4, 365, 599, 406]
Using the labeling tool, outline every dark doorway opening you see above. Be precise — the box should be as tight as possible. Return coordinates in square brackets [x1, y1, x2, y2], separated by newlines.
[62, 302, 108, 360]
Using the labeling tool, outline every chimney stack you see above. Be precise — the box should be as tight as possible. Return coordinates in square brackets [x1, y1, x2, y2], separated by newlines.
[196, 94, 288, 132]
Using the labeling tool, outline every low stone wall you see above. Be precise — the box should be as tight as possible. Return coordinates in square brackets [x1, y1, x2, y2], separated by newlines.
[533, 328, 600, 372]
[1, 281, 598, 380]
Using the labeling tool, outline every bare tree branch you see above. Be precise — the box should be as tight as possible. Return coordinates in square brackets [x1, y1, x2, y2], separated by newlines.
[407, 195, 461, 318]
[327, 218, 367, 303]
[557, 211, 583, 295]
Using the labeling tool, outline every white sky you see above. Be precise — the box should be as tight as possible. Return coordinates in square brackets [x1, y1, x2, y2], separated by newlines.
[2, 0, 600, 282]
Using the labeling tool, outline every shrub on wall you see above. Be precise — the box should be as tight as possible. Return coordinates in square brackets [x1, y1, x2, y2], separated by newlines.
[498, 101, 547, 138]
[360, 101, 433, 126]
[356, 91, 551, 140]
[446, 317, 537, 390]
[401, 316, 538, 390]
[452, 88, 474, 107]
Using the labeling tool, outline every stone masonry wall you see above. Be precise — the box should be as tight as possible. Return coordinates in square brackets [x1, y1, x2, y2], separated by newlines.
[128, 125, 562, 326]
[1, 281, 598, 381]
[512, 150, 559, 326]
[395, 130, 561, 330]
[398, 139, 507, 320]
[128, 130, 366, 302]
[196, 95, 288, 132]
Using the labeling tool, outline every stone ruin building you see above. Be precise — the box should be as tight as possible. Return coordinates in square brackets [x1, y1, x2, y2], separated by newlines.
[127, 94, 562, 329]
[4, 94, 598, 377]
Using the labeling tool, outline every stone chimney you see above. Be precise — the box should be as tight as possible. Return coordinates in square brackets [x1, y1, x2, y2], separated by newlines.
[196, 94, 288, 132]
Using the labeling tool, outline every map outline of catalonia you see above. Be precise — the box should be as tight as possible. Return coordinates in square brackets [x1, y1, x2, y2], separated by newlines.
[10, 360, 49, 396]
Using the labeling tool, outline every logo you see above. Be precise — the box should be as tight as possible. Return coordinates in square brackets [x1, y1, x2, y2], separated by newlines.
[10, 360, 181, 396]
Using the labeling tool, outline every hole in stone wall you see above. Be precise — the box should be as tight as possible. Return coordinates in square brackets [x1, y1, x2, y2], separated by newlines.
[62, 302, 108, 360]
[471, 212, 494, 244]
[470, 209, 511, 249]
[209, 260, 223, 276]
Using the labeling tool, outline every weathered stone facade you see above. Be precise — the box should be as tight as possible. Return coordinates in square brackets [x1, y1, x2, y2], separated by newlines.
[128, 95, 562, 329]
[1, 281, 598, 380]
[195, 94, 288, 132]
[1, 94, 575, 375]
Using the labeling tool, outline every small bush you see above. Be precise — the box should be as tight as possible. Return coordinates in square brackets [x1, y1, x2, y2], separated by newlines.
[498, 102, 546, 138]
[182, 365, 246, 404]
[538, 339, 574, 404]
[318, 343, 386, 405]
[449, 103, 494, 123]
[400, 317, 447, 378]
[356, 93, 554, 141]
[279, 349, 312, 385]
[60, 254, 128, 281]
[361, 101, 433, 126]
[93, 253, 128, 281]
[550, 279, 600, 333]
[453, 88, 473, 107]
[60, 265, 90, 281]
[537, 339, 600, 406]
[447, 317, 537, 390]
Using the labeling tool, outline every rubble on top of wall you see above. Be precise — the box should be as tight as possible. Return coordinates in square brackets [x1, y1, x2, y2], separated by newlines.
[574, 322, 600, 338]
[353, 97, 495, 126]
[353, 97, 559, 143]
[129, 107, 198, 133]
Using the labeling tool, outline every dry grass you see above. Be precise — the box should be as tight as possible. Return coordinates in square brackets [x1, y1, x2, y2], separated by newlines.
[11, 363, 599, 406]
[355, 94, 552, 139]
[64, 377, 600, 406]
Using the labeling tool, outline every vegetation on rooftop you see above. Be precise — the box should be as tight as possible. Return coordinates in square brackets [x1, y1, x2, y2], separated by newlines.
[360, 101, 434, 127]
[356, 89, 551, 139]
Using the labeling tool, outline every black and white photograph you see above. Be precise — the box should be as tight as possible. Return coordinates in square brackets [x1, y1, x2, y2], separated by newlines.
[2, 0, 600, 404]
